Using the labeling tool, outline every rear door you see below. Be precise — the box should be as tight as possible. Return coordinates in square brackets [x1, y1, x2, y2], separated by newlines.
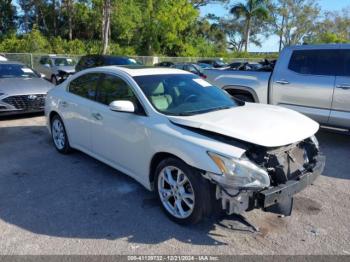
[60, 73, 101, 151]
[329, 48, 350, 128]
[270, 48, 339, 124]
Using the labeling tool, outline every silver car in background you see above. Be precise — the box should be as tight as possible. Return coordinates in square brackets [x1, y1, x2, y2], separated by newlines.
[35, 55, 76, 85]
[0, 61, 53, 116]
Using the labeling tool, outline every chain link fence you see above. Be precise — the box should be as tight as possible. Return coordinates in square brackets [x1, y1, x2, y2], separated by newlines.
[0, 52, 275, 68]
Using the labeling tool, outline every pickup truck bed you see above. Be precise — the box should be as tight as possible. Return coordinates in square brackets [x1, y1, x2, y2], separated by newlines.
[205, 69, 271, 104]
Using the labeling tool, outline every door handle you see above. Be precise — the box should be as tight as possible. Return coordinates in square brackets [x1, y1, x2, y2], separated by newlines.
[336, 84, 350, 90]
[275, 79, 290, 85]
[59, 101, 68, 107]
[91, 112, 103, 120]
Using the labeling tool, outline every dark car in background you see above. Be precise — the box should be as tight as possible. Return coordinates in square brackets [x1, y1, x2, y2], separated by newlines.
[0, 61, 53, 116]
[197, 59, 227, 68]
[171, 63, 207, 78]
[228, 61, 263, 71]
[197, 62, 214, 69]
[75, 55, 141, 72]
[154, 61, 175, 67]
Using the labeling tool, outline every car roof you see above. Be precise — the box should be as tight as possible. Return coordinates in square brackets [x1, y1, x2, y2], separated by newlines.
[0, 61, 25, 65]
[94, 66, 192, 77]
[285, 44, 350, 51]
[81, 55, 130, 59]
[50, 56, 72, 59]
[198, 59, 221, 62]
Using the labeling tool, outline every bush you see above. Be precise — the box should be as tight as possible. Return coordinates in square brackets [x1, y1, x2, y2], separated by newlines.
[0, 29, 278, 60]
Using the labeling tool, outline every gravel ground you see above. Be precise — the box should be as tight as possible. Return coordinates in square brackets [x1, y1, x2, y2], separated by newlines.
[0, 114, 349, 255]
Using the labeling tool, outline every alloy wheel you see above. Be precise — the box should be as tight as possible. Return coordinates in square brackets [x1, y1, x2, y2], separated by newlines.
[158, 166, 195, 219]
[52, 118, 66, 150]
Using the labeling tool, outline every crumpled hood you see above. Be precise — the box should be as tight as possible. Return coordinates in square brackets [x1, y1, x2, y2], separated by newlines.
[167, 103, 319, 147]
[55, 65, 75, 74]
[0, 78, 54, 96]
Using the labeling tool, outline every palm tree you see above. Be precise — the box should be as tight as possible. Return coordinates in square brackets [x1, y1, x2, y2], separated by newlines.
[230, 0, 269, 52]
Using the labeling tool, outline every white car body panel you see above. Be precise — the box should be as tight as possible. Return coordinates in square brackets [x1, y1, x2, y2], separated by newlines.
[45, 66, 319, 190]
[0, 55, 7, 61]
[168, 103, 319, 147]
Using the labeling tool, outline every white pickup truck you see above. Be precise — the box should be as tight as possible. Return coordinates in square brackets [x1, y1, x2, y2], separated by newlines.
[205, 44, 350, 130]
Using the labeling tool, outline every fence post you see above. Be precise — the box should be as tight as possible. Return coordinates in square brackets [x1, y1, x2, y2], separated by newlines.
[30, 53, 33, 68]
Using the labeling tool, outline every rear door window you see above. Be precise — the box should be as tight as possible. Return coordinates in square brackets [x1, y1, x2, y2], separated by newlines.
[288, 50, 340, 76]
[96, 74, 138, 105]
[69, 73, 101, 100]
[339, 49, 350, 77]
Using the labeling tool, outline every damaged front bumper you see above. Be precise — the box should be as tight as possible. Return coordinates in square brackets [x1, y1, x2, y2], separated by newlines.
[257, 154, 325, 210]
[207, 154, 326, 216]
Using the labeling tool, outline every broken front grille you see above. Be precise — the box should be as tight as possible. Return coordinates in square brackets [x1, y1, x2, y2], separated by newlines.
[2, 94, 46, 110]
[246, 139, 319, 186]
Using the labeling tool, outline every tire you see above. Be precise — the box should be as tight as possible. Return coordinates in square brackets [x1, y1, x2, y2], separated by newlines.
[51, 75, 58, 85]
[232, 94, 254, 103]
[155, 157, 213, 225]
[51, 115, 72, 154]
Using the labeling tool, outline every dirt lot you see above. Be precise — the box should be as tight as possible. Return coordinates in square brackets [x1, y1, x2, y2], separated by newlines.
[0, 114, 349, 255]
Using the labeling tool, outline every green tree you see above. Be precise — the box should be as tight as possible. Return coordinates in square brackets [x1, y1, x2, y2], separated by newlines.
[230, 0, 269, 52]
[190, 0, 228, 9]
[137, 0, 198, 56]
[307, 7, 350, 44]
[271, 0, 320, 50]
[0, 0, 17, 37]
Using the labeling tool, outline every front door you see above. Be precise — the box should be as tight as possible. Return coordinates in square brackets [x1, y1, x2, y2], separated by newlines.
[89, 73, 149, 178]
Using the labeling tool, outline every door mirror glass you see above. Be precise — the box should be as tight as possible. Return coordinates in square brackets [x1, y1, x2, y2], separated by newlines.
[109, 100, 135, 113]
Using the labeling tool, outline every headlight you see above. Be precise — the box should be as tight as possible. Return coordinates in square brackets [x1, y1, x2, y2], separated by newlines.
[208, 152, 270, 189]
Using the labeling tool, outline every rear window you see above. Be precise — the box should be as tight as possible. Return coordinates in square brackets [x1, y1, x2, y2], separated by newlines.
[288, 50, 340, 76]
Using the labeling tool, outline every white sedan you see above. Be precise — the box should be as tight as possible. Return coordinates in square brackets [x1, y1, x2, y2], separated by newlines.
[45, 66, 325, 224]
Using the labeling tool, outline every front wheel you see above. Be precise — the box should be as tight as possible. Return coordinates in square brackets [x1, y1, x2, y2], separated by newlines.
[155, 157, 213, 225]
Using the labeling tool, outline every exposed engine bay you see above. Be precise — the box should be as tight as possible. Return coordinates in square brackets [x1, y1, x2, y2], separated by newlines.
[172, 123, 324, 216]
[205, 136, 323, 216]
[245, 138, 319, 186]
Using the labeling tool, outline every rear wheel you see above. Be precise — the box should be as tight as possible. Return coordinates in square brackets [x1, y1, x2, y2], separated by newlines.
[51, 115, 71, 154]
[155, 157, 212, 225]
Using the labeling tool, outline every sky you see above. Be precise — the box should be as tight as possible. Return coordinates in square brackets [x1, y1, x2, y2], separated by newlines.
[200, 0, 350, 52]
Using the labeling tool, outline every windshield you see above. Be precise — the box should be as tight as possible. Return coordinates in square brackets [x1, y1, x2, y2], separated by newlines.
[133, 74, 238, 116]
[53, 58, 75, 66]
[106, 57, 140, 65]
[0, 64, 39, 78]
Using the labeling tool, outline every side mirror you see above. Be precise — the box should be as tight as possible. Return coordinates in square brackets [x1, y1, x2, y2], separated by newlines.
[109, 100, 135, 113]
[44, 63, 51, 68]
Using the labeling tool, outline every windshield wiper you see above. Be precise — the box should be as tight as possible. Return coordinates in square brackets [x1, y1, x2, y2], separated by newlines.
[178, 105, 233, 116]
